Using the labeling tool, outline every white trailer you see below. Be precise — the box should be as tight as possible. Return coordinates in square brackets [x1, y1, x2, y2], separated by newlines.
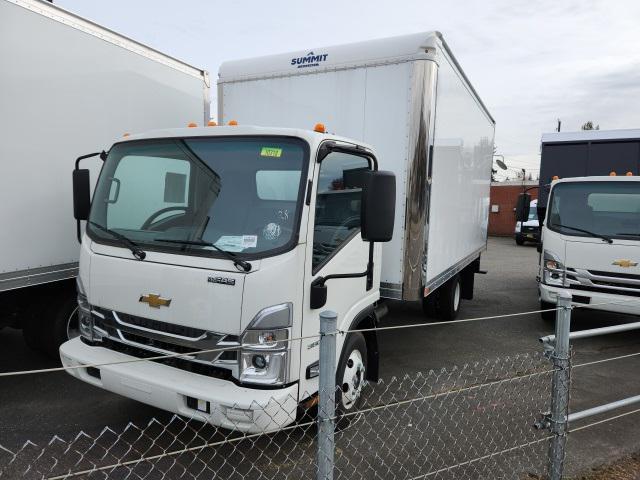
[218, 31, 495, 316]
[60, 32, 494, 432]
[0, 0, 210, 356]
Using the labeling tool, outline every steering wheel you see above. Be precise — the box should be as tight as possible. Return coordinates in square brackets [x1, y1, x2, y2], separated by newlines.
[329, 215, 361, 246]
[141, 206, 188, 230]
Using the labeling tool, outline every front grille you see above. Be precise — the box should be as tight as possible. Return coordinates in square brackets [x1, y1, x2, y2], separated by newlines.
[566, 266, 640, 297]
[100, 337, 235, 381]
[94, 307, 208, 338]
[589, 270, 640, 281]
[571, 284, 640, 298]
[91, 307, 239, 378]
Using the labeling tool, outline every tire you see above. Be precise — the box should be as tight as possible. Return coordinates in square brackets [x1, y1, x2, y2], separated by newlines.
[22, 304, 45, 352]
[421, 293, 438, 318]
[42, 294, 79, 359]
[515, 235, 525, 245]
[540, 300, 556, 323]
[335, 333, 367, 414]
[437, 275, 461, 321]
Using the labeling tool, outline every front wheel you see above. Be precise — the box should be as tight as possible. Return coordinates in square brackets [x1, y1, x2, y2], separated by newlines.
[515, 235, 525, 245]
[336, 333, 367, 413]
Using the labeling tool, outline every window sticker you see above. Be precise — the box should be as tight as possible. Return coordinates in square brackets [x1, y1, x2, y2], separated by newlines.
[242, 235, 258, 248]
[215, 235, 258, 252]
[215, 236, 244, 252]
[260, 147, 282, 158]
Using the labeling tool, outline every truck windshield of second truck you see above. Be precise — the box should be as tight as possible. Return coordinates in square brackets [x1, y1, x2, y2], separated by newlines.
[86, 136, 309, 259]
[547, 181, 640, 241]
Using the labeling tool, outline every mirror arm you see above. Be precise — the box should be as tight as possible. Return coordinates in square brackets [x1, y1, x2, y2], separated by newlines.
[75, 150, 107, 170]
[312, 243, 375, 291]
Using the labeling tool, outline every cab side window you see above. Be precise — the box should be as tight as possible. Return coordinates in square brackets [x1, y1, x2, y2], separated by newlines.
[312, 152, 370, 271]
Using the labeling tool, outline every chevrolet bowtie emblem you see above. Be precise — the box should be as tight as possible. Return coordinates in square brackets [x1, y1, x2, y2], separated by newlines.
[612, 259, 638, 268]
[139, 293, 172, 308]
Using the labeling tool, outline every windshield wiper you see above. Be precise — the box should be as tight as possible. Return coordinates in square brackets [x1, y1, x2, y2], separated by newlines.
[89, 221, 146, 260]
[553, 223, 613, 244]
[155, 238, 252, 272]
[616, 233, 640, 239]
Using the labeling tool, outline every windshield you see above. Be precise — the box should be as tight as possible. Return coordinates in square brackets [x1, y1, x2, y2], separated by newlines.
[88, 136, 309, 258]
[527, 208, 538, 221]
[548, 181, 640, 240]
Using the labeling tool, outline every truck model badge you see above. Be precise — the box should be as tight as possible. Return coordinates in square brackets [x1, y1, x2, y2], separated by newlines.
[208, 276, 236, 286]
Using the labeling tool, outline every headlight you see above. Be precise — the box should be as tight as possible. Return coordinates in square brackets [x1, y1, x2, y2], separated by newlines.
[239, 303, 292, 386]
[543, 251, 566, 286]
[515, 221, 521, 233]
[76, 277, 99, 342]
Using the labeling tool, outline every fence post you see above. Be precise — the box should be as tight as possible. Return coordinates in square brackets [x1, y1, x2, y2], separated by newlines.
[317, 310, 337, 480]
[548, 292, 572, 480]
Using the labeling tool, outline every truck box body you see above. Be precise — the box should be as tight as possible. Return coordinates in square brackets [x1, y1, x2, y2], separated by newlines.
[218, 32, 495, 301]
[539, 129, 640, 208]
[0, 0, 210, 292]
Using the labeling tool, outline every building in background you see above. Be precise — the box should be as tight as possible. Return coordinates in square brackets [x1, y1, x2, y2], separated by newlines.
[488, 180, 538, 236]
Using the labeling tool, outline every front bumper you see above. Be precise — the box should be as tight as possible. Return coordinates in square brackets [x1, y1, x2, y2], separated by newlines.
[60, 338, 299, 433]
[516, 231, 540, 242]
[539, 284, 640, 316]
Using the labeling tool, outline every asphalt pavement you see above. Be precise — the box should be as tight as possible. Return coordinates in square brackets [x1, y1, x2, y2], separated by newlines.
[0, 236, 639, 478]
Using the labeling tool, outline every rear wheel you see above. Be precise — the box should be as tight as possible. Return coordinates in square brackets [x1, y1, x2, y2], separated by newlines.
[540, 300, 556, 323]
[43, 294, 79, 359]
[438, 275, 461, 321]
[421, 293, 438, 318]
[22, 303, 45, 352]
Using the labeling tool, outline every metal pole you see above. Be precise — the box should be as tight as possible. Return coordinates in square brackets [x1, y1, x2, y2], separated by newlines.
[541, 319, 640, 345]
[317, 310, 337, 480]
[548, 292, 572, 480]
[568, 394, 640, 423]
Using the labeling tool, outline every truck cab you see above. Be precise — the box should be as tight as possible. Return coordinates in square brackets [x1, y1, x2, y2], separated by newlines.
[60, 125, 395, 432]
[536, 176, 640, 320]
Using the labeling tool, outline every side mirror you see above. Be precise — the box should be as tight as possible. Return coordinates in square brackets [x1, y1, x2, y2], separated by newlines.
[361, 170, 396, 242]
[515, 193, 531, 223]
[73, 169, 91, 220]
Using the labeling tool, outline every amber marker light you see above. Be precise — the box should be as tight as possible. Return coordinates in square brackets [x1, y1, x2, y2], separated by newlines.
[314, 123, 326, 133]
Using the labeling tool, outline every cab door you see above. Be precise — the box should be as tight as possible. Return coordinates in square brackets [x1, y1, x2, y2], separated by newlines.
[298, 149, 375, 395]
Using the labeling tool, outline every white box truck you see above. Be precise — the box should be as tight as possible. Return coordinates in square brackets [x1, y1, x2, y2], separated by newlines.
[0, 0, 210, 357]
[520, 129, 640, 320]
[60, 32, 494, 431]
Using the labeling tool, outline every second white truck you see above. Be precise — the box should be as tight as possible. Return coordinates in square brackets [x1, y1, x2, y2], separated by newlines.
[60, 32, 494, 431]
[520, 129, 640, 320]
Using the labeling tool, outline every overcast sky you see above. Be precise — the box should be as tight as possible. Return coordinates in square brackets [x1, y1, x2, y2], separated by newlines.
[57, 0, 640, 179]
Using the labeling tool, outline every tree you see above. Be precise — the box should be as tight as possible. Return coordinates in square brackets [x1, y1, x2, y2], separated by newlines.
[581, 121, 600, 131]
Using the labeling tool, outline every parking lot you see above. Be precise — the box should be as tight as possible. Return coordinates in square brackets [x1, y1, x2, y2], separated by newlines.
[1, 236, 639, 478]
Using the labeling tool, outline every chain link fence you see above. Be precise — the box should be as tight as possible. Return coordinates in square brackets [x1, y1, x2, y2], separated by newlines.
[1, 300, 639, 479]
